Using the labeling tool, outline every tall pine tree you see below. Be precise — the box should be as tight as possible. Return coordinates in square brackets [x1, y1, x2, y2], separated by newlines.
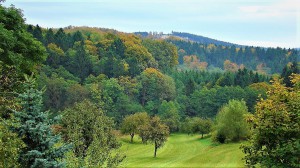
[15, 75, 70, 168]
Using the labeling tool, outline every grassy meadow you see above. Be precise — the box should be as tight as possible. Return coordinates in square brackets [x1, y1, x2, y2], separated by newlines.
[119, 134, 245, 168]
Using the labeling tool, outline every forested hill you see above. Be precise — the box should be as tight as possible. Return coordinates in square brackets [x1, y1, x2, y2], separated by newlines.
[170, 32, 238, 47]
[169, 39, 299, 74]
[135, 31, 299, 74]
[134, 31, 236, 46]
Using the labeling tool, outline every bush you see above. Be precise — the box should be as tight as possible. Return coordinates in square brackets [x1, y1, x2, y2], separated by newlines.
[213, 99, 250, 143]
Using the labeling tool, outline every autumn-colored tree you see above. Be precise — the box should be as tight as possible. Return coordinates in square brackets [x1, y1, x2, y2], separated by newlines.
[242, 74, 300, 167]
[256, 63, 271, 75]
[223, 60, 239, 72]
[183, 55, 208, 70]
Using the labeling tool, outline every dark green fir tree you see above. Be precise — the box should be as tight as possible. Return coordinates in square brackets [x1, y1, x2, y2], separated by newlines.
[15, 75, 70, 168]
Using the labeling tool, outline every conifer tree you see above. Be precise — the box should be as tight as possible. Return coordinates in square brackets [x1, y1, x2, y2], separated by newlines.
[15, 75, 70, 168]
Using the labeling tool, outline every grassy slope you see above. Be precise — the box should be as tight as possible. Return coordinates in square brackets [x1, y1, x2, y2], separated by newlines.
[119, 134, 244, 168]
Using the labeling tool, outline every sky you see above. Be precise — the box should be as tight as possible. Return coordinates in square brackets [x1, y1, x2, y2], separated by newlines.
[3, 0, 300, 48]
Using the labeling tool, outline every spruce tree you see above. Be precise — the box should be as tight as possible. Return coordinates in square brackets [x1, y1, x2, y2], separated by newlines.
[15, 75, 70, 168]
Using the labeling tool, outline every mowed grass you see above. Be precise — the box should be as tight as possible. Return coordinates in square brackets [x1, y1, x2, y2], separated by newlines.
[119, 134, 245, 168]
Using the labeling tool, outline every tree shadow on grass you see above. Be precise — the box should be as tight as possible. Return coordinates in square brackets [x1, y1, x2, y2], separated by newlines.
[120, 136, 144, 145]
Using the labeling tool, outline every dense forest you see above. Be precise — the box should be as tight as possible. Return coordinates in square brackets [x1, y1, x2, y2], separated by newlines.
[1, 2, 299, 168]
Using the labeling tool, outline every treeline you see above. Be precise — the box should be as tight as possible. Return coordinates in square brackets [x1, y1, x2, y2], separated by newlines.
[167, 38, 299, 74]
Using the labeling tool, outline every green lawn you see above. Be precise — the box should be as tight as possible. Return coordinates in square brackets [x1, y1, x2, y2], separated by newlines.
[119, 134, 245, 168]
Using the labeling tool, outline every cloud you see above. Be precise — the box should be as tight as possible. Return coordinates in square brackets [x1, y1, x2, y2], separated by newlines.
[238, 0, 299, 19]
[235, 40, 298, 48]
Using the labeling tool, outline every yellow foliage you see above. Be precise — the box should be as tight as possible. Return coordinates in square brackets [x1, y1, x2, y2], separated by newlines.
[47, 43, 64, 56]
[143, 68, 163, 78]
[249, 82, 272, 92]
[84, 40, 98, 55]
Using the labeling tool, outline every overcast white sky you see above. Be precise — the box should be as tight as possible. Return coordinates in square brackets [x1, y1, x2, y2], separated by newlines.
[3, 0, 300, 48]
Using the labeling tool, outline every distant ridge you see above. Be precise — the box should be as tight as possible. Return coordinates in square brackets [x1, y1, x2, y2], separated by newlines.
[134, 31, 241, 47]
[170, 32, 239, 47]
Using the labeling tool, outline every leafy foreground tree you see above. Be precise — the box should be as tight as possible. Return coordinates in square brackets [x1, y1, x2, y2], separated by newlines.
[121, 112, 150, 143]
[242, 74, 300, 168]
[61, 100, 125, 167]
[0, 117, 25, 168]
[0, 3, 46, 74]
[213, 99, 250, 143]
[139, 116, 169, 157]
[14, 75, 70, 168]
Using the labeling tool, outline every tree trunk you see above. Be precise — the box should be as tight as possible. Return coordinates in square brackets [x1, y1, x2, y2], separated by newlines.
[154, 141, 157, 158]
[130, 133, 134, 143]
[201, 133, 204, 139]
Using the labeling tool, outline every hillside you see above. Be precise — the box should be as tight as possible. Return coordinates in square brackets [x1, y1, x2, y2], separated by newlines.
[135, 31, 299, 74]
[170, 32, 239, 47]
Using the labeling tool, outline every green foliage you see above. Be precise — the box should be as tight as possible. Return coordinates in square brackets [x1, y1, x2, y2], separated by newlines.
[139, 68, 176, 109]
[0, 117, 25, 168]
[142, 39, 178, 71]
[0, 5, 46, 74]
[139, 116, 169, 157]
[213, 99, 250, 143]
[281, 62, 299, 87]
[61, 100, 125, 167]
[181, 117, 213, 138]
[121, 112, 150, 143]
[158, 100, 180, 132]
[14, 75, 70, 168]
[67, 42, 92, 82]
[242, 74, 300, 167]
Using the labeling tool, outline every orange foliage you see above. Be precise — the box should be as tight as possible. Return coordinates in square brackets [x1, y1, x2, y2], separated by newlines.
[256, 63, 271, 75]
[183, 55, 208, 70]
[224, 60, 239, 72]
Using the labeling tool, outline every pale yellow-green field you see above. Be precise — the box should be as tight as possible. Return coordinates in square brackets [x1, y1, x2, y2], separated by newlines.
[119, 134, 245, 168]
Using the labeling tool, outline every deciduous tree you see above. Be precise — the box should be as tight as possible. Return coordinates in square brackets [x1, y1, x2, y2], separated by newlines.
[61, 100, 124, 167]
[242, 74, 300, 167]
[121, 112, 150, 143]
[213, 99, 250, 143]
[139, 116, 169, 157]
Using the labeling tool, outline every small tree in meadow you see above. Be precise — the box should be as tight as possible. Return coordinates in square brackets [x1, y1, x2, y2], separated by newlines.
[139, 116, 169, 157]
[121, 112, 150, 143]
